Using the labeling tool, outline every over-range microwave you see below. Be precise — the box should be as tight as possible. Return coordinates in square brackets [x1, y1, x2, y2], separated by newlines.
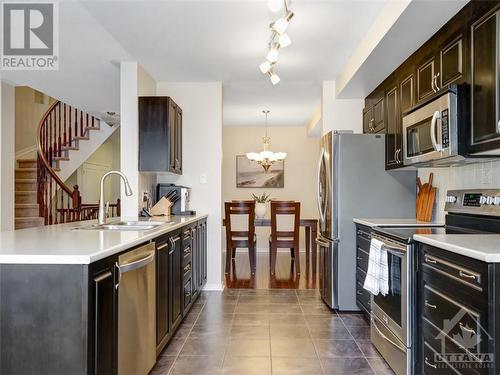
[402, 85, 466, 167]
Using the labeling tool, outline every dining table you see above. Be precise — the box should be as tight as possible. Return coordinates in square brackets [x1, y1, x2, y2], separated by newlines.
[223, 217, 318, 273]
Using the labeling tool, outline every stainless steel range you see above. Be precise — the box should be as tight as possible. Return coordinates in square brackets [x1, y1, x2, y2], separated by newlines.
[370, 189, 500, 375]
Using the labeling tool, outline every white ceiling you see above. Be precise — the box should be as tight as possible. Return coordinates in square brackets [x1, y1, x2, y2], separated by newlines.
[0, 0, 467, 128]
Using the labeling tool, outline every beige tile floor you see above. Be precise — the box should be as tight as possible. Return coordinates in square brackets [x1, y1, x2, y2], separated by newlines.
[150, 289, 394, 375]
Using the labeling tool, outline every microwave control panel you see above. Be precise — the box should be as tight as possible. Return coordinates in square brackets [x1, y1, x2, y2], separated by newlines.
[441, 109, 449, 148]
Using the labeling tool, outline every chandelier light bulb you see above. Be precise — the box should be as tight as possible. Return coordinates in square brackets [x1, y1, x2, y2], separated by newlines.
[259, 61, 272, 74]
[278, 33, 292, 48]
[267, 0, 283, 12]
[266, 47, 279, 63]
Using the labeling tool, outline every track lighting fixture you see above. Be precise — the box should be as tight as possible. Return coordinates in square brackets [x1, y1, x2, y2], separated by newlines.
[278, 33, 291, 48]
[268, 70, 280, 85]
[267, 0, 283, 13]
[258, 0, 293, 85]
[266, 45, 279, 63]
[271, 11, 294, 34]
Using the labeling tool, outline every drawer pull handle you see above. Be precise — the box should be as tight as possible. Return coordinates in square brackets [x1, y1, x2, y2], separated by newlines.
[357, 256, 362, 261]
[425, 256, 437, 264]
[424, 358, 437, 369]
[425, 300, 437, 309]
[357, 290, 363, 295]
[459, 322, 476, 334]
[459, 270, 476, 280]
[157, 243, 168, 251]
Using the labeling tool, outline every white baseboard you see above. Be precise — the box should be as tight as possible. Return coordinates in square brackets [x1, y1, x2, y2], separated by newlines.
[202, 283, 224, 291]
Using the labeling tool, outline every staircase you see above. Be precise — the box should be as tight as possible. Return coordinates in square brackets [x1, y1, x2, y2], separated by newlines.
[34, 100, 120, 227]
[15, 159, 44, 229]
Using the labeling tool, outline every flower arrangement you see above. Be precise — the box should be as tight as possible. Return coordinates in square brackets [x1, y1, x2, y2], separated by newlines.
[252, 192, 271, 203]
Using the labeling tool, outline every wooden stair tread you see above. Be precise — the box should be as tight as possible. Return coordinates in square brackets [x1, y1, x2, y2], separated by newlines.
[15, 217, 44, 222]
[16, 190, 37, 194]
[15, 168, 36, 172]
[15, 178, 36, 182]
[16, 203, 38, 207]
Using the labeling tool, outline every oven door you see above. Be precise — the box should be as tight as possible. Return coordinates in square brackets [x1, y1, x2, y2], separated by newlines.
[402, 91, 456, 165]
[371, 235, 409, 346]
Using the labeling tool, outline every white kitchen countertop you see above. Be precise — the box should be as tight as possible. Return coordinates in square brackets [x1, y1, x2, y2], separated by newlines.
[0, 214, 207, 265]
[414, 234, 500, 263]
[353, 218, 444, 228]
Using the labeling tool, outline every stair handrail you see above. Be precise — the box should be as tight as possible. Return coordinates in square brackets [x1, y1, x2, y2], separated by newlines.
[36, 100, 74, 197]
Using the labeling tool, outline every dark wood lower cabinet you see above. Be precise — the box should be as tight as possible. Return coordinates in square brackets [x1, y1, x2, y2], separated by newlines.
[0, 218, 207, 375]
[355, 224, 371, 318]
[416, 242, 499, 375]
[155, 218, 208, 355]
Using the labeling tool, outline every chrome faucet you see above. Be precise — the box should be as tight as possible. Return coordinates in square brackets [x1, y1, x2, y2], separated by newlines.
[98, 171, 133, 225]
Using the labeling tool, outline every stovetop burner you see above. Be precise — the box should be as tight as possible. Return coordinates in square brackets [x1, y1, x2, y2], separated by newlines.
[372, 225, 481, 243]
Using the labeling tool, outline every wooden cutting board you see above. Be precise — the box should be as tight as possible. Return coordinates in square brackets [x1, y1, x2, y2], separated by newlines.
[416, 173, 436, 222]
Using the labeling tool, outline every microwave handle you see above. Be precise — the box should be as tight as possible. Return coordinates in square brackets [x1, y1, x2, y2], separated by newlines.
[430, 110, 442, 152]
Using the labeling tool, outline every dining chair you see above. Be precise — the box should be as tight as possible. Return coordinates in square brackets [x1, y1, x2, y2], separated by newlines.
[224, 201, 256, 275]
[269, 200, 301, 275]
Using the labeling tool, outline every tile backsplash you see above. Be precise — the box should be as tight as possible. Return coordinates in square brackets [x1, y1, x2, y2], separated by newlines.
[418, 161, 500, 222]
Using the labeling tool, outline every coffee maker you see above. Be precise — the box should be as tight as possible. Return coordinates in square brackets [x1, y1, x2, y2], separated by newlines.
[156, 184, 193, 215]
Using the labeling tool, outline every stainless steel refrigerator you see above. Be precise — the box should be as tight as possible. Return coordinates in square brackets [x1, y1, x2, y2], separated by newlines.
[316, 132, 416, 310]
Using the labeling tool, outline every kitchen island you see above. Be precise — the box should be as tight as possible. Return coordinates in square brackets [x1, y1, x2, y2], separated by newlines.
[0, 214, 207, 375]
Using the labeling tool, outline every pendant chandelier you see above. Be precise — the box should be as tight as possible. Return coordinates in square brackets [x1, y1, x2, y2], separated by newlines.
[246, 110, 286, 173]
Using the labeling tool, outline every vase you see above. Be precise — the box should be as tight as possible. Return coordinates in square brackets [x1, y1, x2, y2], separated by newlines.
[255, 202, 267, 218]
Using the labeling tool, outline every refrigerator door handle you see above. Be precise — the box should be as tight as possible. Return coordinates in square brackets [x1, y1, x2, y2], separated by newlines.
[316, 148, 326, 225]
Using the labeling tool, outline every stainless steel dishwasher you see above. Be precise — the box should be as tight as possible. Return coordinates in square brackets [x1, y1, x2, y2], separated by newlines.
[116, 242, 156, 375]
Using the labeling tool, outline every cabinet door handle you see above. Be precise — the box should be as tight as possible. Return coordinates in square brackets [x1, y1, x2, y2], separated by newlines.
[157, 243, 168, 251]
[425, 256, 437, 264]
[357, 290, 363, 295]
[425, 300, 437, 309]
[115, 262, 122, 290]
[425, 358, 437, 369]
[459, 270, 476, 280]
[497, 120, 500, 135]
[459, 322, 476, 334]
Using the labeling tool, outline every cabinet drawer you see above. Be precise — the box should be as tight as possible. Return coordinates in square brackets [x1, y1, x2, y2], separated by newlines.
[356, 247, 369, 273]
[422, 340, 460, 375]
[422, 318, 488, 375]
[356, 227, 372, 242]
[183, 245, 192, 265]
[182, 227, 192, 245]
[183, 279, 192, 308]
[420, 243, 488, 294]
[356, 269, 371, 311]
[183, 262, 192, 280]
[422, 282, 486, 354]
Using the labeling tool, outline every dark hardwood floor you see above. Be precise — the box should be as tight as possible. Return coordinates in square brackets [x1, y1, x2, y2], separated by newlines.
[224, 251, 319, 289]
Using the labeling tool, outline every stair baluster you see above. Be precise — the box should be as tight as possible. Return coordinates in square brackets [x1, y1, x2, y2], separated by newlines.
[36, 100, 119, 226]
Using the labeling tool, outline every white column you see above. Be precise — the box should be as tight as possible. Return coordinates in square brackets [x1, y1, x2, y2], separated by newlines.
[0, 81, 15, 231]
[119, 62, 139, 217]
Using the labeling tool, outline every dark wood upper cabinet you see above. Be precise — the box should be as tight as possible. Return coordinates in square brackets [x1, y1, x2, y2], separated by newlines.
[139, 96, 183, 174]
[385, 84, 400, 168]
[417, 57, 437, 102]
[362, 98, 384, 134]
[439, 35, 464, 88]
[400, 74, 414, 114]
[470, 10, 500, 148]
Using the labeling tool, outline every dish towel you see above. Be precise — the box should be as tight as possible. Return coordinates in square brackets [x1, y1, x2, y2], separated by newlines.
[363, 238, 389, 296]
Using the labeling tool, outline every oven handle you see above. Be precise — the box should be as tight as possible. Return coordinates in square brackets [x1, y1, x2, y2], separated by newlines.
[372, 317, 406, 353]
[430, 110, 443, 152]
[381, 244, 406, 257]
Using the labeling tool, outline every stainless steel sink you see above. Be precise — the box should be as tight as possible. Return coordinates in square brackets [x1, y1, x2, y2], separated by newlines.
[73, 221, 169, 231]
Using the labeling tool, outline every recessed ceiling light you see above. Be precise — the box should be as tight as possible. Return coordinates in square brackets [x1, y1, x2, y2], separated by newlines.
[267, 0, 283, 13]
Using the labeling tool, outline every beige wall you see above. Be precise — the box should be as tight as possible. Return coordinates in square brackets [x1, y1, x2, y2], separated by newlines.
[223, 126, 320, 251]
[15, 87, 53, 154]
